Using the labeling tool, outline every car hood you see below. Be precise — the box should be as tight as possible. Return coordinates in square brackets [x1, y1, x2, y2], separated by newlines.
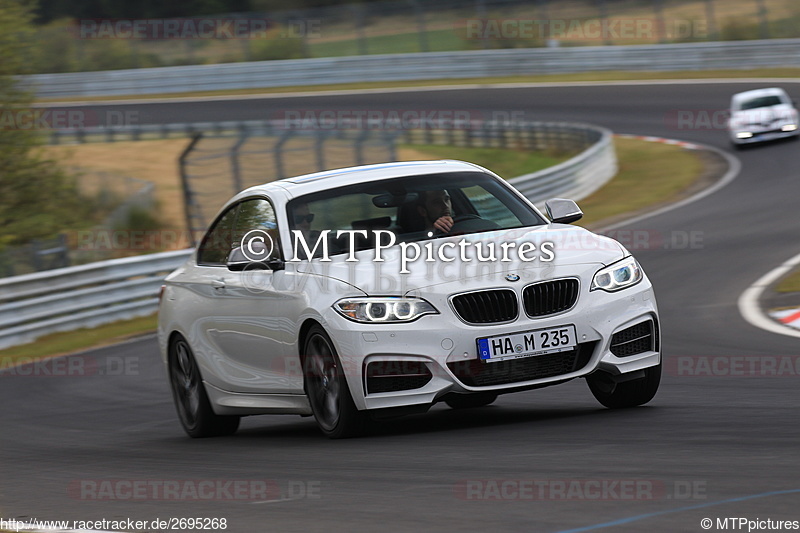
[294, 225, 626, 294]
[731, 104, 796, 125]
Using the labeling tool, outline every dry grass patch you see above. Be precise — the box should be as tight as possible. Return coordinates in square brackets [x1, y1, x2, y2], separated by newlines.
[42, 139, 192, 233]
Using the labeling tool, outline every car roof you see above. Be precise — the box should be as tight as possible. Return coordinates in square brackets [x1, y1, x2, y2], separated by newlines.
[234, 160, 493, 201]
[732, 87, 789, 103]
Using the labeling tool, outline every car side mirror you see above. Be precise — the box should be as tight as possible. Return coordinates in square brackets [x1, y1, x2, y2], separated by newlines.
[226, 246, 285, 272]
[545, 198, 583, 224]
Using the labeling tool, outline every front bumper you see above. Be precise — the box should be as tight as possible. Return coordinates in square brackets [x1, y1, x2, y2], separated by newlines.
[730, 127, 799, 145]
[324, 279, 660, 411]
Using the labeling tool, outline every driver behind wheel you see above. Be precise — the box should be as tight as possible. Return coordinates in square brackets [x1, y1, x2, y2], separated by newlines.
[416, 189, 454, 234]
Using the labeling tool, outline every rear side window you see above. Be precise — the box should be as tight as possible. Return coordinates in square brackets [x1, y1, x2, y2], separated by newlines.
[197, 205, 238, 265]
[197, 198, 280, 265]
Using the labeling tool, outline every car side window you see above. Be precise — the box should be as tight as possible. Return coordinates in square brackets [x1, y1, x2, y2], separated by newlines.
[197, 204, 239, 266]
[461, 184, 522, 228]
[232, 198, 282, 260]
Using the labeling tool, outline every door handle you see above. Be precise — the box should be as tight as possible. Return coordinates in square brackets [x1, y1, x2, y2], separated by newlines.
[211, 279, 226, 289]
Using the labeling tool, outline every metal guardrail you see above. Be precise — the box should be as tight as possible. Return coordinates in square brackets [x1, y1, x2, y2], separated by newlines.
[510, 124, 616, 207]
[0, 250, 191, 350]
[24, 39, 800, 99]
[0, 121, 614, 349]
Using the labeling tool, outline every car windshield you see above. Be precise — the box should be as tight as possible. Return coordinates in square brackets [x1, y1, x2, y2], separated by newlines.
[286, 171, 546, 257]
[738, 95, 784, 110]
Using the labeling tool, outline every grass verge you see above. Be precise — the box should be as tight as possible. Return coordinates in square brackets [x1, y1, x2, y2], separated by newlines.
[398, 144, 571, 178]
[578, 137, 703, 228]
[37, 68, 800, 103]
[0, 314, 157, 367]
[42, 139, 192, 233]
[2, 138, 705, 361]
[774, 271, 800, 293]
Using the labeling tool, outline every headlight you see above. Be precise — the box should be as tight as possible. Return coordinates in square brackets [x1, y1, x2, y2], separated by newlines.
[334, 297, 439, 323]
[591, 256, 643, 292]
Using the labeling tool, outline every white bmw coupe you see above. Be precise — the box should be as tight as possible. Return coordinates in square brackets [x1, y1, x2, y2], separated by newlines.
[158, 160, 661, 438]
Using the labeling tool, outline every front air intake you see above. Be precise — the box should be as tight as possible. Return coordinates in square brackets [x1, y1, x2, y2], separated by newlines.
[522, 279, 579, 317]
[451, 289, 518, 324]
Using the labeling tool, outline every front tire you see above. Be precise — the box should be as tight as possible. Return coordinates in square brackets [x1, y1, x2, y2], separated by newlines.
[587, 362, 661, 409]
[302, 325, 366, 439]
[168, 335, 240, 438]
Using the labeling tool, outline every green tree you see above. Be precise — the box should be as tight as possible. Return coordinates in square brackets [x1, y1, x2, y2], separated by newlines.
[0, 0, 95, 250]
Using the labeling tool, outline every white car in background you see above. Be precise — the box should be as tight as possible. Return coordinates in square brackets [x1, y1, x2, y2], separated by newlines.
[728, 87, 799, 147]
[158, 160, 661, 439]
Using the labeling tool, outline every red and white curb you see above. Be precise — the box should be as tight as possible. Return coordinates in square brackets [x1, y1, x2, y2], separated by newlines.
[614, 133, 701, 150]
[769, 308, 800, 330]
[739, 250, 800, 340]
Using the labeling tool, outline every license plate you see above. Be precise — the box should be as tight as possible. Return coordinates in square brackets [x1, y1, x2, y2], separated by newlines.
[477, 325, 577, 363]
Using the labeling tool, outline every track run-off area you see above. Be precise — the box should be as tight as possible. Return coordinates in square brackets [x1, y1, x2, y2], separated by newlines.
[2, 80, 800, 533]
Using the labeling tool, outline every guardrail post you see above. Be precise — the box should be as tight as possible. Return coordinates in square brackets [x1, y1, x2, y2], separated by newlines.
[704, 0, 718, 41]
[386, 131, 398, 162]
[653, 0, 667, 43]
[474, 0, 488, 49]
[423, 126, 433, 145]
[179, 133, 203, 243]
[354, 5, 369, 55]
[315, 130, 327, 170]
[595, 0, 612, 45]
[412, 0, 430, 53]
[354, 129, 370, 166]
[755, 0, 770, 39]
[273, 129, 294, 181]
[230, 133, 248, 195]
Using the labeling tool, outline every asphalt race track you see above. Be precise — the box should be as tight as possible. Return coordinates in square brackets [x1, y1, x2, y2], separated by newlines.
[3, 82, 800, 532]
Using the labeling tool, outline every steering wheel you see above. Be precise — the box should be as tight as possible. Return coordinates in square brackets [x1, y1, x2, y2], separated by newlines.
[449, 214, 498, 235]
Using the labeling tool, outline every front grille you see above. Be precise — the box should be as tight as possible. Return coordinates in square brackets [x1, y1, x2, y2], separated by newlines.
[447, 341, 596, 387]
[522, 279, 579, 317]
[365, 361, 432, 394]
[451, 289, 518, 324]
[610, 320, 654, 357]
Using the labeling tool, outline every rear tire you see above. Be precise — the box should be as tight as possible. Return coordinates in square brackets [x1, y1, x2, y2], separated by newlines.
[587, 362, 661, 409]
[302, 325, 366, 439]
[444, 393, 497, 409]
[168, 336, 240, 438]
